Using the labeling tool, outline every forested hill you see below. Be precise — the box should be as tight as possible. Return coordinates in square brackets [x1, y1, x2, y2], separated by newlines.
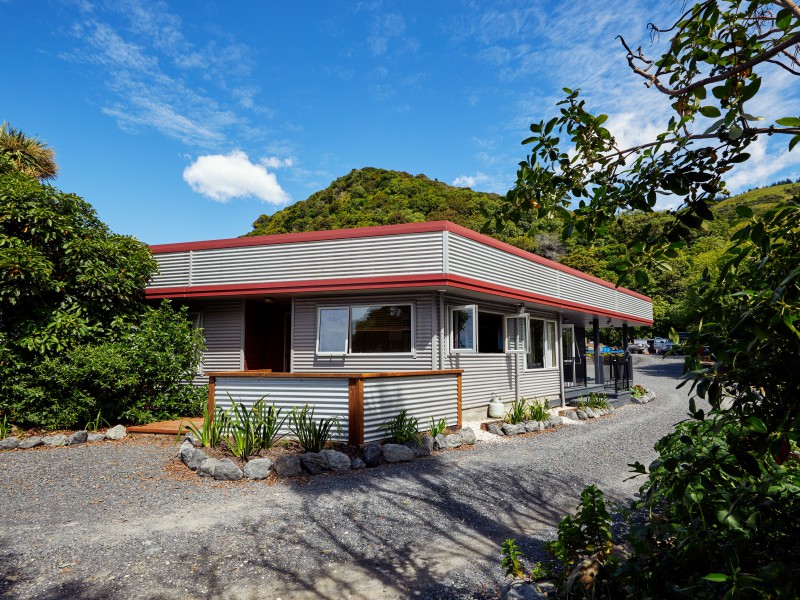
[247, 167, 552, 253]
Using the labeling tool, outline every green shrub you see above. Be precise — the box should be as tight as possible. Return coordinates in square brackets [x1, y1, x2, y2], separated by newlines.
[379, 409, 420, 443]
[630, 384, 646, 399]
[288, 404, 340, 453]
[501, 538, 525, 579]
[226, 399, 259, 462]
[577, 392, 610, 412]
[251, 398, 286, 451]
[428, 416, 448, 438]
[182, 404, 229, 449]
[1, 303, 205, 429]
[0, 415, 10, 440]
[505, 397, 528, 424]
[526, 398, 549, 422]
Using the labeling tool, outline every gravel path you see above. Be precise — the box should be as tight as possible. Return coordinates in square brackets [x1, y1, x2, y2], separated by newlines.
[0, 356, 692, 599]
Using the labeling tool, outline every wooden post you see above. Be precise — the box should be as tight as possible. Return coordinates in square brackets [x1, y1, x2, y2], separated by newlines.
[348, 377, 365, 446]
[207, 375, 216, 421]
[456, 372, 463, 428]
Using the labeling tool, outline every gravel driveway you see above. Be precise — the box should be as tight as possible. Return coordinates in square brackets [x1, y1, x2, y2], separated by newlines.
[0, 356, 692, 599]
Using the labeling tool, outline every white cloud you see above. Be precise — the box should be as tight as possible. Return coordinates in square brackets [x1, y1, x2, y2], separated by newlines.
[452, 172, 490, 188]
[260, 156, 294, 169]
[183, 151, 291, 204]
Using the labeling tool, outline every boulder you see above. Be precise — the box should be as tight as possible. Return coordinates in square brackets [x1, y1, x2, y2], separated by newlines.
[458, 427, 476, 445]
[488, 424, 505, 436]
[433, 433, 447, 449]
[43, 434, 68, 447]
[502, 423, 525, 436]
[585, 408, 597, 419]
[404, 434, 433, 457]
[566, 411, 578, 421]
[87, 433, 106, 443]
[274, 455, 302, 477]
[178, 441, 196, 464]
[441, 432, 464, 448]
[363, 443, 385, 467]
[300, 452, 330, 475]
[213, 459, 243, 481]
[501, 579, 558, 599]
[0, 437, 20, 450]
[576, 410, 588, 420]
[244, 458, 273, 480]
[197, 458, 221, 478]
[105, 425, 127, 440]
[631, 396, 645, 405]
[608, 404, 616, 413]
[382, 443, 415, 463]
[321, 449, 351, 472]
[351, 457, 366, 470]
[187, 449, 208, 471]
[19, 436, 43, 449]
[522, 421, 537, 433]
[67, 430, 88, 446]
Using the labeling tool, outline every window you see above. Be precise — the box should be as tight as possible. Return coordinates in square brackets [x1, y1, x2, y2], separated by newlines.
[449, 307, 522, 355]
[316, 304, 413, 355]
[478, 312, 504, 353]
[317, 307, 349, 354]
[450, 305, 476, 352]
[527, 318, 558, 369]
[351, 305, 412, 353]
[505, 315, 529, 353]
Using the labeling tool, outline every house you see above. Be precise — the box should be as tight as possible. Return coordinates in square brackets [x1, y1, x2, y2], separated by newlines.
[145, 221, 652, 444]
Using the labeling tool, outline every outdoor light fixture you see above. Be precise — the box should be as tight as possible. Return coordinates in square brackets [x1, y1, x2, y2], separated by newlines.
[517, 304, 527, 315]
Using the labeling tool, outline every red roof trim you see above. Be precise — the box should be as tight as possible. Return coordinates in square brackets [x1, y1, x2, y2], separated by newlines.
[145, 273, 653, 325]
[148, 221, 651, 303]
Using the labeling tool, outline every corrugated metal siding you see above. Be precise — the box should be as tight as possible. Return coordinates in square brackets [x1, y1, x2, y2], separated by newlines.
[150, 252, 191, 288]
[362, 375, 459, 443]
[214, 376, 350, 442]
[152, 232, 443, 288]
[292, 293, 434, 372]
[518, 366, 562, 401]
[447, 233, 651, 321]
[199, 300, 244, 377]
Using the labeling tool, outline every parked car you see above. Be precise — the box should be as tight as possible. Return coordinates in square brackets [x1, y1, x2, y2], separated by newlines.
[627, 339, 648, 354]
[653, 337, 683, 354]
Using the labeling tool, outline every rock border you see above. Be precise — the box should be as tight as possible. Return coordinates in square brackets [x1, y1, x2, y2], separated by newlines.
[486, 416, 567, 436]
[177, 426, 478, 482]
[0, 424, 127, 451]
[630, 388, 656, 404]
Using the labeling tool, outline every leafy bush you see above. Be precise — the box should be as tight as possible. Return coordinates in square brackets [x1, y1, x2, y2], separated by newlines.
[501, 539, 525, 579]
[428, 416, 448, 438]
[2, 303, 205, 428]
[251, 398, 286, 451]
[288, 404, 340, 453]
[505, 397, 529, 424]
[578, 392, 610, 411]
[0, 415, 10, 440]
[0, 161, 205, 429]
[526, 398, 550, 422]
[630, 384, 646, 399]
[379, 409, 420, 443]
[183, 404, 229, 449]
[226, 399, 259, 462]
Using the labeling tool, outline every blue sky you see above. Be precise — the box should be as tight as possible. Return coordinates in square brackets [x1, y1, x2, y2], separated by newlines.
[3, 0, 799, 244]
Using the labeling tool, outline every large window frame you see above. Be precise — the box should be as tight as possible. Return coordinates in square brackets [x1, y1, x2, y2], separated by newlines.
[448, 306, 529, 355]
[526, 317, 559, 370]
[316, 303, 415, 357]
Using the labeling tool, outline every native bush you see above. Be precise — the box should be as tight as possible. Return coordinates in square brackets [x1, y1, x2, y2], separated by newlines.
[379, 409, 421, 443]
[288, 404, 341, 453]
[526, 398, 550, 422]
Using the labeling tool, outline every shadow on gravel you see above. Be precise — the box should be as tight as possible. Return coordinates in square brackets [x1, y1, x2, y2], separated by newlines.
[634, 356, 687, 380]
[179, 455, 634, 599]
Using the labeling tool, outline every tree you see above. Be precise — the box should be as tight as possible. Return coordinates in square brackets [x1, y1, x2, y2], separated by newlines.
[496, 3, 800, 596]
[0, 131, 204, 429]
[494, 0, 800, 288]
[0, 122, 58, 180]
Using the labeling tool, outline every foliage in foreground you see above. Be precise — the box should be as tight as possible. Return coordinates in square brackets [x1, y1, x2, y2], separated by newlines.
[288, 404, 341, 453]
[0, 147, 204, 429]
[378, 409, 421, 443]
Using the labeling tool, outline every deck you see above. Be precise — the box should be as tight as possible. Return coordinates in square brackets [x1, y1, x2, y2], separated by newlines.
[127, 418, 203, 435]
